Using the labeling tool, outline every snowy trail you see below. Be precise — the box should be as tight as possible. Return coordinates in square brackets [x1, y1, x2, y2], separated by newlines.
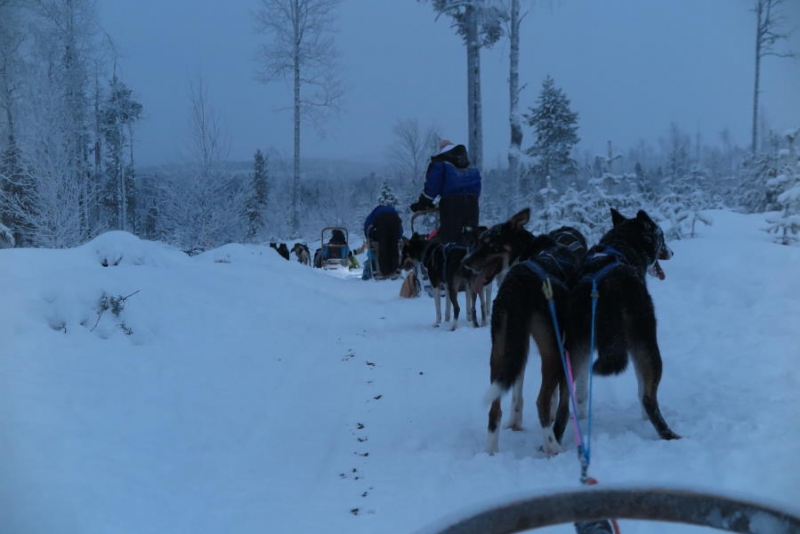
[1, 211, 798, 534]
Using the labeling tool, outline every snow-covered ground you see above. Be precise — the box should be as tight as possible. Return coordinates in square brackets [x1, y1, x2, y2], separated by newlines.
[1, 210, 798, 534]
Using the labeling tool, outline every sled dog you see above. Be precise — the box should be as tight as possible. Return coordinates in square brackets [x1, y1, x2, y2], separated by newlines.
[461, 208, 587, 455]
[565, 208, 679, 444]
[402, 228, 490, 330]
[291, 243, 311, 266]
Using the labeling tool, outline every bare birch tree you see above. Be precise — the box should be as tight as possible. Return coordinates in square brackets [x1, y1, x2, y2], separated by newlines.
[0, 0, 99, 247]
[31, 0, 98, 239]
[0, 0, 30, 245]
[253, 0, 344, 237]
[751, 0, 796, 153]
[420, 0, 507, 170]
[388, 118, 440, 194]
[159, 79, 247, 251]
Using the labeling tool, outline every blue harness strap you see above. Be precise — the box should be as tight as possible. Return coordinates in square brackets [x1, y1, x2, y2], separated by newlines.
[544, 247, 625, 534]
[580, 246, 626, 285]
[439, 243, 470, 284]
[537, 245, 578, 283]
[521, 260, 568, 292]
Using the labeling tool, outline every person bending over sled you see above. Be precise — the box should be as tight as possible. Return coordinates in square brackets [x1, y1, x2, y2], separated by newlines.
[363, 204, 403, 280]
[410, 139, 482, 245]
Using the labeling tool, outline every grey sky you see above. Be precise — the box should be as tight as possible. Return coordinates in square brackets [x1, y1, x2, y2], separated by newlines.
[98, 0, 800, 168]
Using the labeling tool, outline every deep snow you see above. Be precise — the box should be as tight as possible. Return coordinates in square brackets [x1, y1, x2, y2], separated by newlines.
[1, 210, 798, 534]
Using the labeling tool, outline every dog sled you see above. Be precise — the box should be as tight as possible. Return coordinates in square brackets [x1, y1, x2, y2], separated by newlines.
[364, 237, 405, 281]
[400, 209, 441, 296]
[410, 208, 440, 238]
[313, 227, 354, 270]
[416, 486, 800, 533]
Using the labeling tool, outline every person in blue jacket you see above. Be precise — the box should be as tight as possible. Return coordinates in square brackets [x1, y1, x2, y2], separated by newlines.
[363, 204, 403, 279]
[409, 139, 481, 245]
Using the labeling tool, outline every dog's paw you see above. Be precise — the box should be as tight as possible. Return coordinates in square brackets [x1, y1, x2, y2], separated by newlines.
[541, 428, 564, 457]
[543, 444, 563, 458]
[659, 429, 682, 440]
[485, 434, 500, 455]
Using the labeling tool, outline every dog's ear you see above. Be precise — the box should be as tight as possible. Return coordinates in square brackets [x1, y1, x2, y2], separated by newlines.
[509, 208, 530, 229]
[610, 208, 627, 227]
[636, 210, 655, 226]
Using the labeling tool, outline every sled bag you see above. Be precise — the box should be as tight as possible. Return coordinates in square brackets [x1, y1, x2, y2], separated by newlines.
[399, 271, 420, 298]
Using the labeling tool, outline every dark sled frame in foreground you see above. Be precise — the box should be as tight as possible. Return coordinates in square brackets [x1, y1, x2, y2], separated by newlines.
[417, 486, 800, 534]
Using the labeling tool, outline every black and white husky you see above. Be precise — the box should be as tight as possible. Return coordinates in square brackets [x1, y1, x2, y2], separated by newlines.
[565, 208, 680, 444]
[402, 228, 491, 330]
[461, 208, 587, 455]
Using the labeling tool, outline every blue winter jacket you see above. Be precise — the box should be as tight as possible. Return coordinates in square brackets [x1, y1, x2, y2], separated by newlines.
[422, 145, 482, 201]
[364, 205, 403, 238]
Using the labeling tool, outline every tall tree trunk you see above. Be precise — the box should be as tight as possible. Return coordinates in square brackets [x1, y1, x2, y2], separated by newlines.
[128, 122, 136, 232]
[507, 0, 522, 217]
[292, 43, 301, 237]
[465, 4, 482, 169]
[64, 0, 89, 239]
[751, 0, 763, 153]
[93, 66, 102, 231]
[118, 118, 126, 231]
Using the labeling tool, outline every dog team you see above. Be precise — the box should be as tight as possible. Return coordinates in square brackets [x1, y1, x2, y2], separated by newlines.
[273, 138, 678, 457]
[403, 139, 680, 456]
[456, 206, 679, 456]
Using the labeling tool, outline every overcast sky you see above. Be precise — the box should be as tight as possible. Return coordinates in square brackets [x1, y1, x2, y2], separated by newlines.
[98, 0, 800, 169]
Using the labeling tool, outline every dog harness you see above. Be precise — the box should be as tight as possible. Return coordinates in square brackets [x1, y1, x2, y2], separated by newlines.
[417, 242, 470, 291]
[436, 242, 470, 286]
[540, 245, 582, 281]
[520, 260, 568, 291]
[519, 246, 576, 292]
[579, 246, 627, 285]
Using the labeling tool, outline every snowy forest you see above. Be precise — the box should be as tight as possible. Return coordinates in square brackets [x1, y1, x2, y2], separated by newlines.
[1, 0, 798, 252]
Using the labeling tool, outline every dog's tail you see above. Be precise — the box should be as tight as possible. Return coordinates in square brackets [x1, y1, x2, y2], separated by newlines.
[483, 382, 506, 405]
[591, 305, 629, 376]
[482, 307, 527, 405]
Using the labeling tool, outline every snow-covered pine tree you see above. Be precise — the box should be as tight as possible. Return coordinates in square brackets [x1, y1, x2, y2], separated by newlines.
[739, 130, 782, 213]
[556, 186, 595, 243]
[523, 75, 580, 198]
[658, 123, 693, 239]
[531, 175, 559, 234]
[377, 180, 399, 208]
[479, 188, 503, 227]
[765, 128, 800, 245]
[683, 164, 713, 238]
[100, 74, 142, 232]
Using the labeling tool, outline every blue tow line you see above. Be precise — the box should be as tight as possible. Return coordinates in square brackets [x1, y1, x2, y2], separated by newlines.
[543, 279, 592, 476]
[544, 276, 620, 534]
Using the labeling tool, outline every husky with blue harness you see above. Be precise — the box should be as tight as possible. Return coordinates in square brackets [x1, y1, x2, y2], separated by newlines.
[564, 208, 680, 446]
[461, 208, 587, 456]
[402, 225, 489, 331]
